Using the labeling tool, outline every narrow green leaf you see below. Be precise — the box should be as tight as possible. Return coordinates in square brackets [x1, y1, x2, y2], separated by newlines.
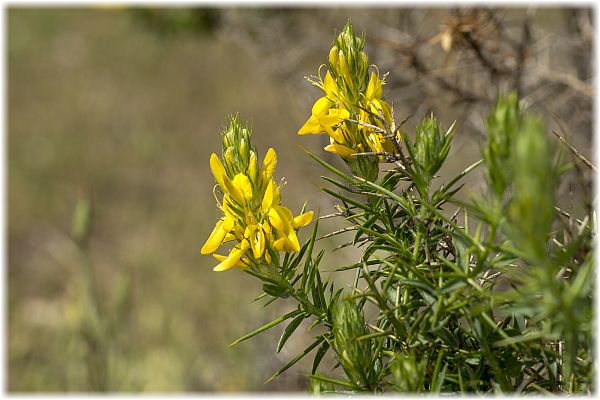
[303, 147, 360, 186]
[438, 159, 483, 196]
[430, 349, 445, 391]
[322, 188, 372, 212]
[311, 341, 330, 374]
[228, 309, 302, 347]
[492, 331, 545, 347]
[264, 336, 325, 384]
[301, 214, 320, 292]
[276, 313, 306, 353]
[306, 373, 356, 390]
[433, 364, 448, 393]
[355, 177, 412, 215]
[322, 175, 360, 194]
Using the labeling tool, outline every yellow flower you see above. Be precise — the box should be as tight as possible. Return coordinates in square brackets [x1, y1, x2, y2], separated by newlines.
[202, 127, 314, 272]
[298, 97, 350, 138]
[213, 240, 251, 272]
[201, 215, 235, 255]
[364, 71, 392, 124]
[298, 22, 398, 176]
[324, 143, 357, 157]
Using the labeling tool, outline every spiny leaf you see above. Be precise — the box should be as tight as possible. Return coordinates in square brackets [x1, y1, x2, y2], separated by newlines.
[302, 147, 360, 186]
[306, 373, 356, 390]
[312, 341, 331, 374]
[277, 313, 306, 353]
[264, 336, 325, 384]
[228, 310, 302, 347]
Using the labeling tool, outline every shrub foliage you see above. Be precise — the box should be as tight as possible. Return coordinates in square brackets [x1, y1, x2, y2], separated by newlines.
[203, 22, 593, 394]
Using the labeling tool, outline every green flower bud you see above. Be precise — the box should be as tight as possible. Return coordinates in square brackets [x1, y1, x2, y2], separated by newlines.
[333, 298, 373, 387]
[338, 53, 354, 91]
[507, 116, 556, 263]
[407, 115, 455, 197]
[223, 133, 232, 149]
[484, 92, 522, 198]
[358, 51, 369, 81]
[224, 147, 236, 177]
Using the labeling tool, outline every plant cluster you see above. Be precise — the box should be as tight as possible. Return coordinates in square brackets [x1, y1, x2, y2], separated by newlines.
[201, 22, 593, 394]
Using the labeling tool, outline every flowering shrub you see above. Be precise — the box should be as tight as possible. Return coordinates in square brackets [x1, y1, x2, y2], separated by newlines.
[202, 22, 593, 394]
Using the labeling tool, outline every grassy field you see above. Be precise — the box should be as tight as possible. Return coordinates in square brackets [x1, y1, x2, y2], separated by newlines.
[8, 7, 592, 393]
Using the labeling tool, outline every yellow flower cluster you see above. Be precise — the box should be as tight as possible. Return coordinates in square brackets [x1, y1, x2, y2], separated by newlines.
[298, 22, 395, 160]
[201, 116, 313, 271]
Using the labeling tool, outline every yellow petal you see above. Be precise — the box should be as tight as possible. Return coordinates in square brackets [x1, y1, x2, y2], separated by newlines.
[262, 179, 275, 211]
[324, 143, 356, 157]
[268, 207, 287, 234]
[268, 206, 293, 238]
[212, 253, 248, 270]
[328, 128, 346, 144]
[223, 177, 243, 204]
[210, 153, 226, 188]
[240, 239, 251, 251]
[222, 232, 237, 243]
[213, 247, 246, 271]
[222, 214, 235, 232]
[249, 226, 265, 259]
[366, 71, 382, 100]
[201, 220, 226, 254]
[368, 99, 391, 124]
[381, 100, 392, 124]
[298, 116, 322, 135]
[367, 133, 384, 153]
[261, 148, 277, 180]
[323, 125, 337, 139]
[277, 206, 294, 222]
[369, 99, 384, 116]
[231, 173, 253, 202]
[292, 211, 314, 228]
[320, 114, 345, 128]
[273, 237, 296, 252]
[323, 71, 338, 98]
[286, 230, 301, 252]
[273, 237, 288, 251]
[312, 96, 332, 117]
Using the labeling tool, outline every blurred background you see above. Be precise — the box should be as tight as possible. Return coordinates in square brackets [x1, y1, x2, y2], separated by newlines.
[8, 6, 593, 392]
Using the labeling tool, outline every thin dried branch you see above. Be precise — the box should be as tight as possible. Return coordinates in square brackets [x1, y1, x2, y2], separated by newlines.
[552, 130, 596, 171]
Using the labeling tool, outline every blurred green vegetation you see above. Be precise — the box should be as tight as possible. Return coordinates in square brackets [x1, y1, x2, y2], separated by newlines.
[7, 7, 326, 392]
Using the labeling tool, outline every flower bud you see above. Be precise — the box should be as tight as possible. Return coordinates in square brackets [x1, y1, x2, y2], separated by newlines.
[484, 92, 521, 198]
[329, 46, 339, 70]
[333, 298, 373, 387]
[239, 138, 249, 165]
[223, 129, 234, 149]
[224, 147, 236, 176]
[248, 150, 258, 183]
[359, 51, 368, 72]
[346, 51, 353, 71]
[338, 53, 354, 91]
[358, 51, 369, 82]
